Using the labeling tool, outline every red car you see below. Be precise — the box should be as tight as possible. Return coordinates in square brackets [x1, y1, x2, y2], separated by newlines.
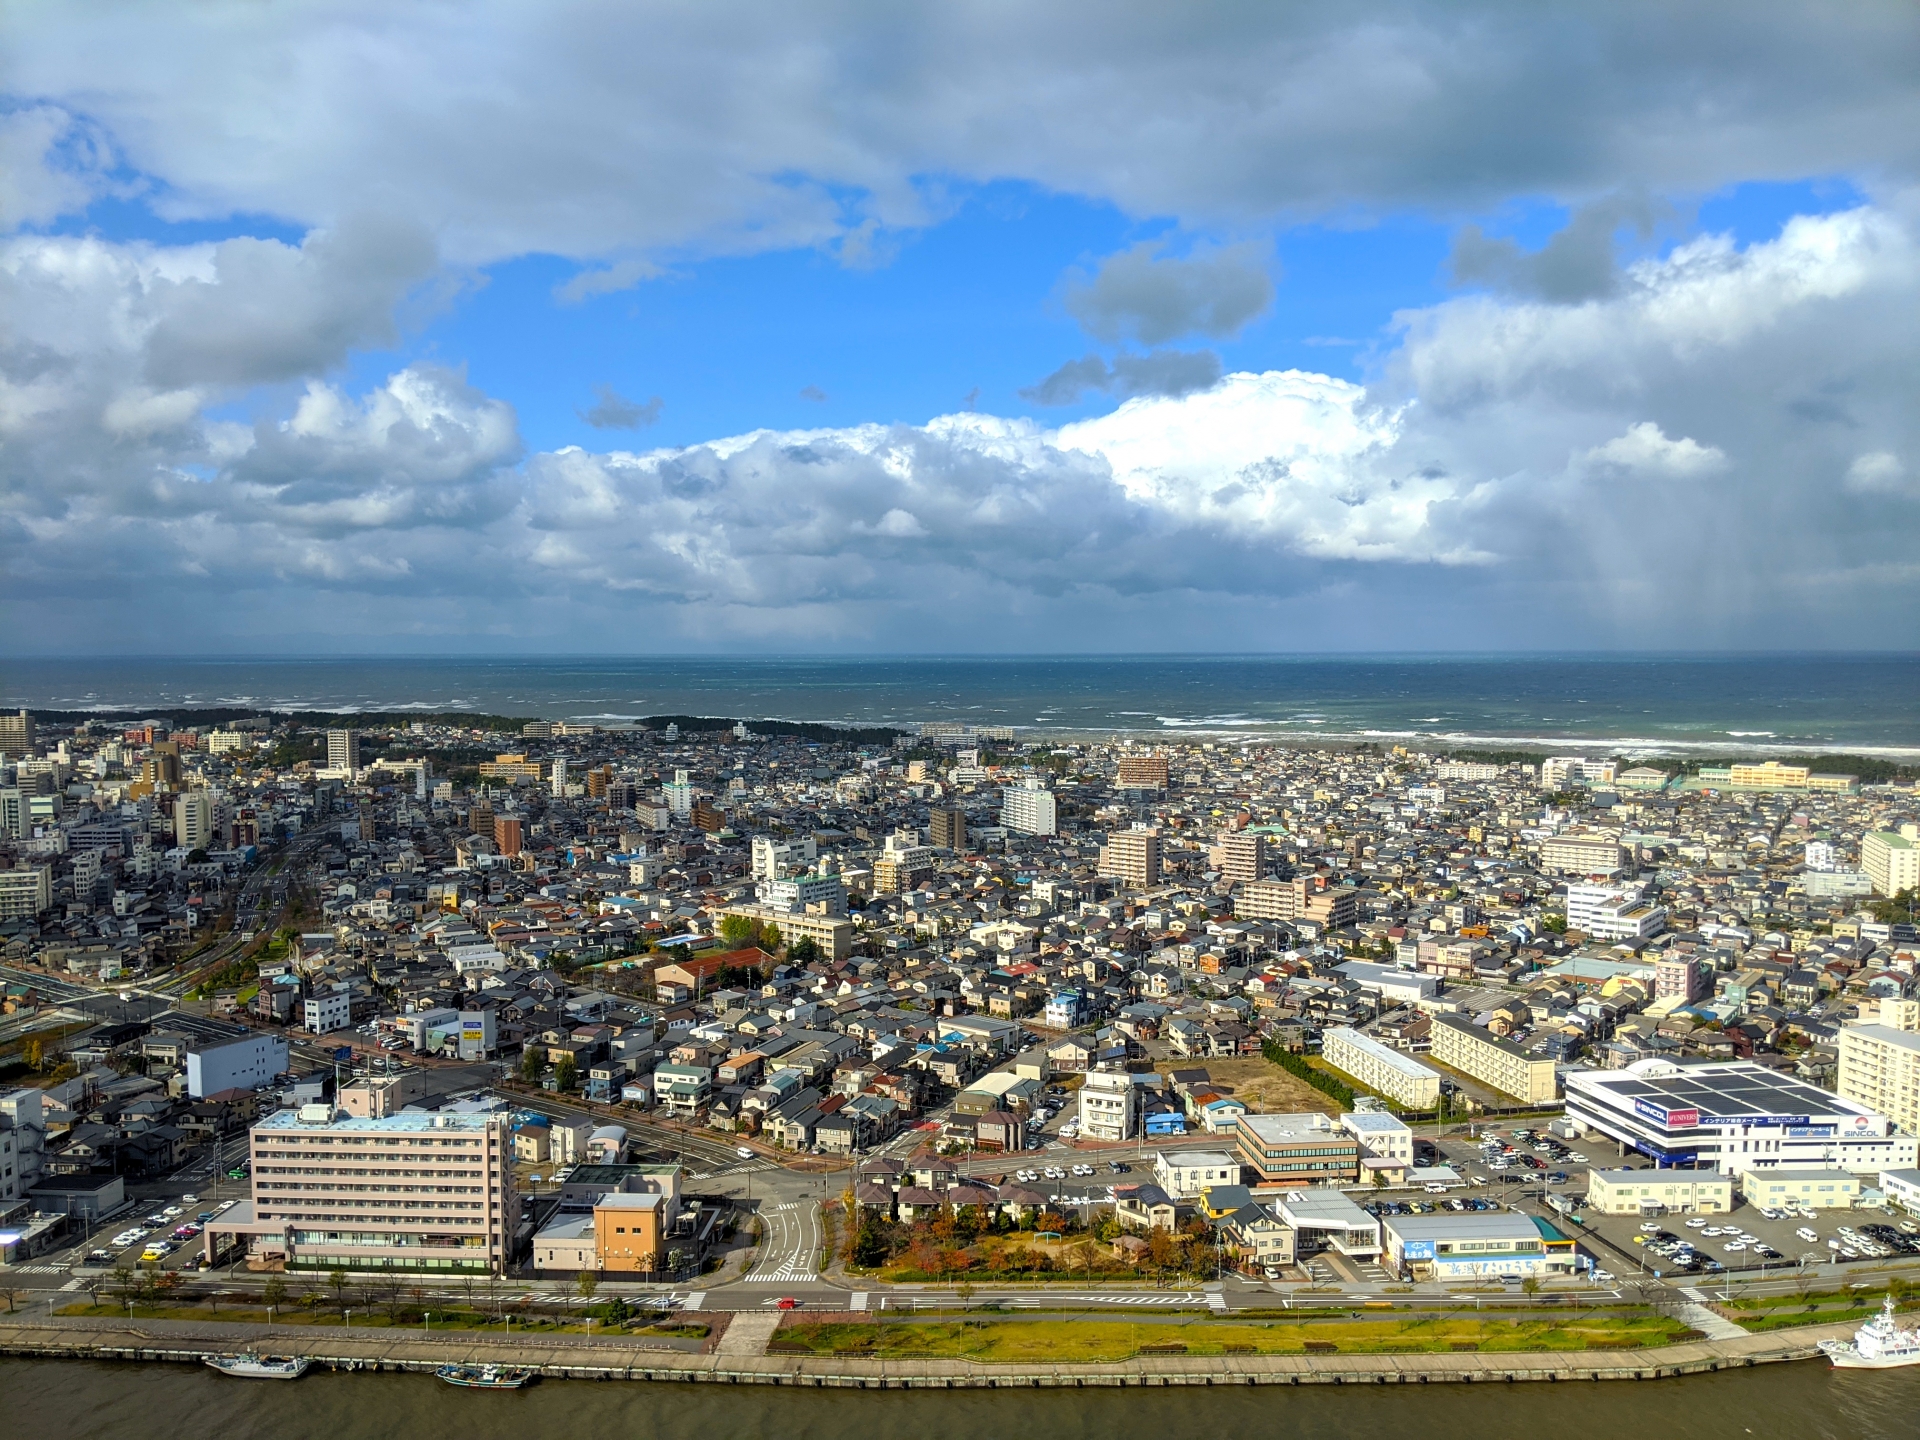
[775, 1297, 801, 1310]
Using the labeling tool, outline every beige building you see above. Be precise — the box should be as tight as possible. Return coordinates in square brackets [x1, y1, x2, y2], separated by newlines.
[1538, 833, 1629, 877]
[1586, 1169, 1731, 1216]
[1212, 831, 1267, 886]
[1115, 754, 1169, 790]
[1430, 1015, 1559, 1104]
[244, 1107, 513, 1274]
[1098, 827, 1162, 888]
[1838, 997, 1920, 1137]
[718, 903, 853, 960]
[1739, 1167, 1859, 1210]
[1321, 1026, 1443, 1108]
[1863, 827, 1920, 898]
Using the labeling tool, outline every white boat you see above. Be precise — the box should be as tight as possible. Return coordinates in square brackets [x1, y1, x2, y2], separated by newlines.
[1819, 1296, 1920, 1369]
[204, 1352, 310, 1379]
[436, 1363, 535, 1389]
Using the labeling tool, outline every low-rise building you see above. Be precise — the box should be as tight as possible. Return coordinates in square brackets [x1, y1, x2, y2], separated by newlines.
[1738, 1167, 1860, 1210]
[1230, 1111, 1360, 1188]
[1321, 1027, 1443, 1108]
[1586, 1169, 1732, 1216]
[1384, 1212, 1576, 1279]
[1152, 1149, 1242, 1199]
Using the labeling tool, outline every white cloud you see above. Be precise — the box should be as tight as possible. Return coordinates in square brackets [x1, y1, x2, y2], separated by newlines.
[6, 206, 1920, 651]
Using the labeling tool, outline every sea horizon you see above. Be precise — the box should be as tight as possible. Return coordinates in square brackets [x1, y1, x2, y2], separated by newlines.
[4, 652, 1917, 760]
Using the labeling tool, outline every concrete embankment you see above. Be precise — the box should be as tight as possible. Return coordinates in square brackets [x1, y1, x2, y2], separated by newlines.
[0, 1314, 1856, 1387]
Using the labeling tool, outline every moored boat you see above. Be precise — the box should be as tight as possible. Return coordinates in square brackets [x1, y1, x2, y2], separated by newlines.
[435, 1363, 535, 1389]
[1818, 1295, 1920, 1369]
[204, 1352, 309, 1379]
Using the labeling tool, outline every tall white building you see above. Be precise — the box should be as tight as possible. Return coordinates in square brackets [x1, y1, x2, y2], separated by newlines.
[1803, 840, 1840, 872]
[174, 791, 216, 850]
[326, 729, 360, 773]
[1863, 828, 1920, 897]
[1000, 783, 1057, 837]
[549, 756, 568, 797]
[663, 769, 695, 818]
[752, 834, 817, 881]
[1839, 998, 1920, 1140]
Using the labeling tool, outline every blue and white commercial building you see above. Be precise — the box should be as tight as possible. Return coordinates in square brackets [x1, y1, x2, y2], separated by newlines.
[1564, 1057, 1918, 1176]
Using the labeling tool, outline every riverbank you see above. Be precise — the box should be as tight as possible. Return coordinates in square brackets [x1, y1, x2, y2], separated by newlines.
[0, 1311, 1860, 1386]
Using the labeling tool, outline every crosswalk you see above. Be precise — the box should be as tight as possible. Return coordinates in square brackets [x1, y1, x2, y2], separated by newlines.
[744, 1266, 819, 1283]
[8, 1264, 64, 1274]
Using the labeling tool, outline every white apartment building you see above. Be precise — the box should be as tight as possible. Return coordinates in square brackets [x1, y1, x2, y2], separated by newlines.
[1078, 1068, 1140, 1141]
[239, 1107, 513, 1274]
[1321, 1027, 1443, 1108]
[1566, 882, 1667, 940]
[1153, 1149, 1242, 1199]
[1541, 757, 1617, 789]
[303, 987, 353, 1035]
[1839, 998, 1920, 1140]
[326, 728, 360, 773]
[1863, 827, 1920, 897]
[1539, 832, 1630, 877]
[174, 791, 216, 850]
[1001, 783, 1057, 837]
[663, 770, 695, 818]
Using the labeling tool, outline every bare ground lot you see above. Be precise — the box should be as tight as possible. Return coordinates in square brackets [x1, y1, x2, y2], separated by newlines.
[1186, 1056, 1343, 1116]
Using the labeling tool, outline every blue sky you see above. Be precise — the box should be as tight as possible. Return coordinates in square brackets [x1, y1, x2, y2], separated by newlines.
[3, 5, 1917, 655]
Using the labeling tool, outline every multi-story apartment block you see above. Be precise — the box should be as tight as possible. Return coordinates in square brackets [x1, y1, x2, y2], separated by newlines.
[1098, 825, 1162, 888]
[1430, 1014, 1559, 1104]
[1321, 1027, 1443, 1108]
[1863, 827, 1920, 898]
[1000, 782, 1057, 837]
[1839, 998, 1920, 1140]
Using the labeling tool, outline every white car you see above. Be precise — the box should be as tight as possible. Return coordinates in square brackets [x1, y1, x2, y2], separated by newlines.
[1638, 1221, 1661, 1232]
[1796, 1227, 1819, 1242]
[1685, 1218, 1709, 1229]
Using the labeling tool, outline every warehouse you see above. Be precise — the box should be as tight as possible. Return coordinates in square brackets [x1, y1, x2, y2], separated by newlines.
[1564, 1057, 1917, 1175]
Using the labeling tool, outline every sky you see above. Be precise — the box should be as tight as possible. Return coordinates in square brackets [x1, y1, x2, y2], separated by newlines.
[3, 2, 1919, 656]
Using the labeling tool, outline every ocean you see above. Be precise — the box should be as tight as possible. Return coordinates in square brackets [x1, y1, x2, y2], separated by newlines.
[2, 654, 1917, 758]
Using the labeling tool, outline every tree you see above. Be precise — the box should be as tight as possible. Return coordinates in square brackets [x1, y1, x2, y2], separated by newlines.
[111, 1265, 137, 1304]
[520, 1046, 544, 1083]
[554, 1054, 577, 1092]
[788, 935, 820, 964]
[262, 1274, 288, 1311]
[327, 1266, 348, 1312]
[575, 1271, 599, 1301]
[719, 914, 757, 945]
[0, 1281, 22, 1313]
[760, 922, 782, 951]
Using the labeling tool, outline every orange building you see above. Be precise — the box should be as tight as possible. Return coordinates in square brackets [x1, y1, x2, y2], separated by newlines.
[593, 1192, 664, 1272]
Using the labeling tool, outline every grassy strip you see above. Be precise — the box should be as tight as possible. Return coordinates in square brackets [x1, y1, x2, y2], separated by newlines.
[771, 1315, 1694, 1362]
[54, 1301, 700, 1336]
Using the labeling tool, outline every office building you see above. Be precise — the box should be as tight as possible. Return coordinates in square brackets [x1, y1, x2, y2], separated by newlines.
[1230, 1111, 1361, 1188]
[928, 805, 966, 851]
[303, 987, 353, 1035]
[1739, 1169, 1860, 1210]
[1098, 825, 1162, 888]
[186, 1034, 290, 1099]
[174, 791, 216, 850]
[0, 788, 23, 839]
[1565, 883, 1667, 941]
[1384, 1212, 1576, 1280]
[1838, 998, 1920, 1140]
[1430, 1014, 1560, 1104]
[327, 729, 360, 773]
[237, 1108, 513, 1273]
[1000, 783, 1057, 837]
[1863, 828, 1920, 898]
[1115, 754, 1169, 790]
[550, 756, 569, 797]
[0, 866, 52, 919]
[1563, 1057, 1915, 1175]
[1321, 1027, 1443, 1108]
[1585, 1169, 1731, 1216]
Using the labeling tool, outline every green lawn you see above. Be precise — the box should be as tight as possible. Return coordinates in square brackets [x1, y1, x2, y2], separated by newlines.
[772, 1314, 1696, 1362]
[55, 1301, 644, 1335]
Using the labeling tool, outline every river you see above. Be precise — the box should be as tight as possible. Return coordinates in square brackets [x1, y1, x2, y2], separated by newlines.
[0, 1358, 1913, 1440]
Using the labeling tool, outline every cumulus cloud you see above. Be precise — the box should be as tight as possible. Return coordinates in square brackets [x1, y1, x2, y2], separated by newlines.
[10, 5, 1920, 266]
[1021, 349, 1224, 405]
[6, 205, 1920, 651]
[1063, 240, 1274, 344]
[579, 385, 662, 429]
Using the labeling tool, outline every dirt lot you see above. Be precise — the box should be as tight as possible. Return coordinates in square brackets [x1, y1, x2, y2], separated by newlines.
[1183, 1056, 1342, 1116]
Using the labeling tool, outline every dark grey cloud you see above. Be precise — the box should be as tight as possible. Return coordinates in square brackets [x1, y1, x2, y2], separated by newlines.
[1022, 349, 1223, 405]
[798, 385, 828, 402]
[579, 384, 662, 429]
[11, 6, 1920, 265]
[1064, 240, 1273, 344]
[1449, 195, 1664, 303]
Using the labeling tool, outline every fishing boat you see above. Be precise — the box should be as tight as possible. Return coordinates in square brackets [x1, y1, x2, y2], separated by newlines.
[435, 1363, 535, 1389]
[204, 1352, 309, 1379]
[1818, 1295, 1920, 1369]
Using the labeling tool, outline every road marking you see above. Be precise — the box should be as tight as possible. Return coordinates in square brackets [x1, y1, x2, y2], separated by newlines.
[679, 1292, 705, 1311]
[851, 1291, 869, 1311]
